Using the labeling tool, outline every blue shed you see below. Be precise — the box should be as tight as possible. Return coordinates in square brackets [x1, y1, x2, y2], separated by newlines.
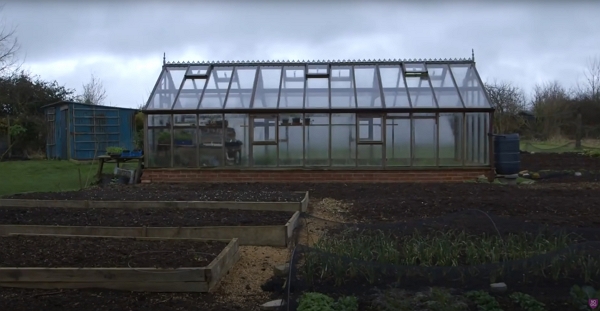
[42, 101, 138, 160]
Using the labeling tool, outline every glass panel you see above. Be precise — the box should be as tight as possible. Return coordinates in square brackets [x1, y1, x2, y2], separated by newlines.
[198, 66, 234, 109]
[278, 66, 305, 109]
[223, 114, 249, 166]
[198, 114, 225, 166]
[427, 64, 463, 108]
[330, 66, 356, 108]
[253, 66, 282, 109]
[465, 113, 489, 166]
[278, 113, 303, 166]
[413, 114, 437, 166]
[304, 113, 329, 166]
[224, 67, 257, 109]
[147, 114, 172, 167]
[145, 68, 187, 110]
[307, 64, 329, 75]
[305, 78, 329, 108]
[450, 64, 491, 108]
[252, 115, 277, 142]
[187, 65, 209, 76]
[354, 66, 382, 108]
[386, 113, 410, 166]
[331, 113, 356, 166]
[404, 63, 426, 73]
[379, 66, 411, 108]
[148, 115, 170, 127]
[173, 114, 197, 167]
[358, 116, 382, 142]
[439, 113, 464, 166]
[252, 145, 277, 167]
[172, 79, 207, 110]
[358, 145, 382, 166]
[406, 75, 437, 108]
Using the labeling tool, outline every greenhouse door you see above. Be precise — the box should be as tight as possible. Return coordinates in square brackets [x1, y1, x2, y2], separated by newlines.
[249, 115, 278, 167]
[356, 114, 384, 167]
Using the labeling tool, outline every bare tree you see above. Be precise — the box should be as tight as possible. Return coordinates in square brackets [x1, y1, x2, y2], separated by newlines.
[530, 81, 571, 140]
[79, 74, 107, 105]
[582, 56, 600, 100]
[485, 80, 527, 133]
[0, 7, 19, 75]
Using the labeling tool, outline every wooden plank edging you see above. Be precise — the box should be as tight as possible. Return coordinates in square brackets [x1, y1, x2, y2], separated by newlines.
[0, 236, 239, 292]
[0, 212, 299, 246]
[0, 194, 310, 212]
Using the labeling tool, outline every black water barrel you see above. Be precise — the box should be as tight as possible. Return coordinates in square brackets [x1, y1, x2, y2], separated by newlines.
[494, 133, 521, 175]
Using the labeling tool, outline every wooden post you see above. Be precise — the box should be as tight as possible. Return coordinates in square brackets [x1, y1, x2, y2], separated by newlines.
[6, 115, 11, 158]
[575, 113, 582, 150]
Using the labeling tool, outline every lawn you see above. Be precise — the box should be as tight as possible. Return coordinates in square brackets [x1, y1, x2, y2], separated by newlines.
[0, 160, 118, 196]
[520, 139, 600, 153]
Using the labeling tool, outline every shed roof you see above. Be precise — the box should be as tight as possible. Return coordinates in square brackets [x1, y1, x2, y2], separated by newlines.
[142, 58, 493, 114]
[41, 101, 139, 112]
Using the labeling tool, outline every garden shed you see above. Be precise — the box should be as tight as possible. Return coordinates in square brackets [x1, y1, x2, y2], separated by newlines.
[43, 101, 138, 161]
[141, 58, 495, 183]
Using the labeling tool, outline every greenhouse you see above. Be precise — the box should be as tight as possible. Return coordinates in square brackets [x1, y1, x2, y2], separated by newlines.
[142, 58, 493, 172]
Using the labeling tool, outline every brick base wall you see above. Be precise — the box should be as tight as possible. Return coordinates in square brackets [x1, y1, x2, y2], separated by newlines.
[141, 168, 491, 183]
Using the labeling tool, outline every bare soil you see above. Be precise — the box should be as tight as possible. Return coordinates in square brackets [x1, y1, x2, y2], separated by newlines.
[0, 207, 294, 226]
[521, 152, 600, 172]
[0, 289, 262, 311]
[0, 235, 226, 268]
[4, 184, 305, 202]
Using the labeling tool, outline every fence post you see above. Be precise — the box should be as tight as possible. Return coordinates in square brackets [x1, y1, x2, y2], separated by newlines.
[575, 113, 582, 150]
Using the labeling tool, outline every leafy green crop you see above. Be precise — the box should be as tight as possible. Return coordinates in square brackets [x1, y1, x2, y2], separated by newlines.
[297, 292, 359, 311]
[464, 290, 503, 311]
[570, 285, 600, 310]
[509, 292, 545, 311]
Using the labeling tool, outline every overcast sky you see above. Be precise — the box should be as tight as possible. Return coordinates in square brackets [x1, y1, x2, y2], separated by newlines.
[3, 1, 599, 109]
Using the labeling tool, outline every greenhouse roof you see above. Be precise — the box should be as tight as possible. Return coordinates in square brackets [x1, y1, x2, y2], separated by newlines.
[143, 58, 493, 114]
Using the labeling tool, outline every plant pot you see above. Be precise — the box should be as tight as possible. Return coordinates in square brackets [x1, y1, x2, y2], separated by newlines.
[292, 117, 301, 124]
[304, 118, 311, 125]
[174, 139, 193, 146]
[108, 153, 121, 158]
[281, 118, 290, 125]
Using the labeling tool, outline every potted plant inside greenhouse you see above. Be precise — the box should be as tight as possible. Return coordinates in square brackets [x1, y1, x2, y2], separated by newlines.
[157, 132, 170, 145]
[281, 117, 290, 125]
[292, 117, 301, 125]
[174, 131, 194, 146]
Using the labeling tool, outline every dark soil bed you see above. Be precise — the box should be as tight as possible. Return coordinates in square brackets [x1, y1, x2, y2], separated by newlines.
[0, 288, 263, 311]
[0, 207, 294, 226]
[4, 184, 305, 202]
[74, 182, 600, 227]
[0, 235, 227, 268]
[521, 152, 600, 171]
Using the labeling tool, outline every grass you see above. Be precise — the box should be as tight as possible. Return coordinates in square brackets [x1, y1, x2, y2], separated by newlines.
[520, 138, 600, 153]
[0, 160, 119, 197]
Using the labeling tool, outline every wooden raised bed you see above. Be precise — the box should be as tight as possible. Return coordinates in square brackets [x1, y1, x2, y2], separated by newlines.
[0, 211, 301, 247]
[0, 191, 310, 212]
[0, 235, 240, 292]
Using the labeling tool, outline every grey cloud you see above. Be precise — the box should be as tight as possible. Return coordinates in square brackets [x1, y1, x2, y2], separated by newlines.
[2, 1, 600, 108]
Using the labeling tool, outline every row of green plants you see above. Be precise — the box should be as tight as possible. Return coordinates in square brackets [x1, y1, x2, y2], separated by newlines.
[303, 229, 600, 285]
[299, 285, 598, 311]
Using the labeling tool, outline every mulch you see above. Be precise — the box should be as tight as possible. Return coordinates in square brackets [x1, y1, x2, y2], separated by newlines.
[0, 207, 294, 227]
[0, 235, 227, 268]
[3, 184, 305, 202]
